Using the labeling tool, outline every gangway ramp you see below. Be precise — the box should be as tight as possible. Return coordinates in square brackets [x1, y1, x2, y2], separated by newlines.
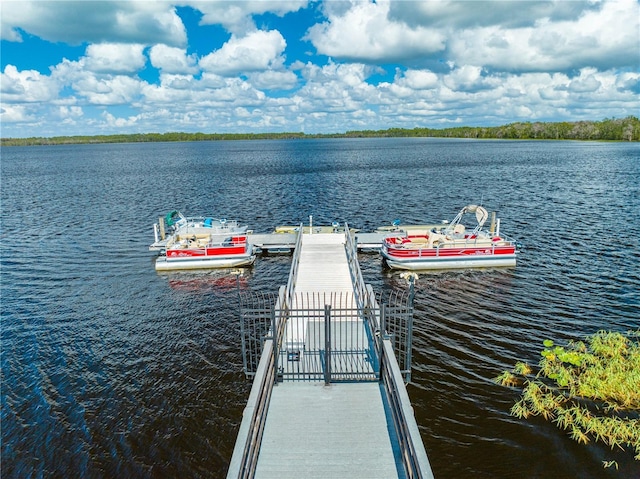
[284, 234, 353, 362]
[228, 227, 433, 479]
[257, 382, 401, 478]
[295, 233, 352, 293]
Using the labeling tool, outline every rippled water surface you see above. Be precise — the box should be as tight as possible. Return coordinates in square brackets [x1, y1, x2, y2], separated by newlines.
[2, 138, 639, 478]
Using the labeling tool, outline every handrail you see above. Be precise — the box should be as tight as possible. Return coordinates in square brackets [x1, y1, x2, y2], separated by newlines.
[226, 335, 276, 479]
[227, 287, 288, 479]
[284, 224, 304, 308]
[272, 287, 288, 383]
[381, 339, 435, 479]
[431, 238, 514, 257]
[344, 223, 372, 312]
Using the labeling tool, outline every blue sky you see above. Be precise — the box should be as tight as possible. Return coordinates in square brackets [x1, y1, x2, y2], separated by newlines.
[1, 0, 639, 138]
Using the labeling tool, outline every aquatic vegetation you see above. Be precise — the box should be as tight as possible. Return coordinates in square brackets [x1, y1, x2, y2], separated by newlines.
[495, 330, 640, 464]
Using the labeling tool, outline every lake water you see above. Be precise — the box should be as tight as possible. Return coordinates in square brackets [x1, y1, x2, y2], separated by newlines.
[2, 138, 639, 478]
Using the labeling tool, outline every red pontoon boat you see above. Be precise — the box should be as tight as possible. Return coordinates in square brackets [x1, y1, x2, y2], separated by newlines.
[380, 205, 517, 271]
[155, 232, 255, 271]
[150, 211, 248, 251]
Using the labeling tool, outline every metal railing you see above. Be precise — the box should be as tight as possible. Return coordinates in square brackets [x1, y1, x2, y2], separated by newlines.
[384, 236, 517, 258]
[234, 283, 428, 479]
[238, 290, 279, 378]
[278, 291, 380, 382]
[378, 285, 415, 383]
[380, 338, 434, 479]
[229, 286, 288, 479]
[345, 222, 369, 311]
[239, 288, 415, 385]
[283, 224, 304, 308]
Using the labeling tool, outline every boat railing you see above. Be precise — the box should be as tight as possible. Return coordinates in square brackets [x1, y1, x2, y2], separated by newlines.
[170, 215, 245, 234]
[386, 233, 516, 254]
[443, 235, 513, 248]
[498, 233, 518, 246]
[424, 239, 510, 256]
[165, 234, 249, 249]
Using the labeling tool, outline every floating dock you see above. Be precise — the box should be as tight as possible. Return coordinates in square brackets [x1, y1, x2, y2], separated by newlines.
[249, 231, 400, 253]
[228, 226, 434, 478]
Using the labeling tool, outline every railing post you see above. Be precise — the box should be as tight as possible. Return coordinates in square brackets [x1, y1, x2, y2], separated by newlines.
[324, 304, 331, 385]
[379, 303, 386, 382]
[239, 297, 248, 376]
[406, 276, 415, 384]
[272, 307, 279, 384]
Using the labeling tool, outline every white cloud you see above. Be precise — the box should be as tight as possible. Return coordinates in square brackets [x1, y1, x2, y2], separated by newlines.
[299, 61, 369, 86]
[188, 0, 308, 35]
[448, 0, 640, 72]
[57, 106, 83, 119]
[161, 73, 200, 90]
[141, 80, 192, 105]
[443, 65, 497, 92]
[199, 30, 287, 76]
[293, 61, 377, 115]
[149, 44, 198, 74]
[0, 65, 60, 102]
[568, 70, 602, 93]
[306, 0, 639, 74]
[1, 1, 187, 46]
[398, 69, 439, 90]
[57, 105, 84, 126]
[306, 0, 446, 62]
[0, 104, 33, 123]
[84, 43, 147, 74]
[72, 74, 146, 105]
[387, 1, 601, 29]
[247, 70, 298, 91]
[139, 73, 268, 112]
[616, 72, 640, 94]
[102, 110, 139, 128]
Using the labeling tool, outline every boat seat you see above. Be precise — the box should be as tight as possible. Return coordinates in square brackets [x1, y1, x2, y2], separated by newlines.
[428, 232, 448, 248]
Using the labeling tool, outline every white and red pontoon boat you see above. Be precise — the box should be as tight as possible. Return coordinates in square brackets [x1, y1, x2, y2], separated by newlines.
[150, 211, 248, 251]
[380, 205, 517, 271]
[155, 232, 256, 271]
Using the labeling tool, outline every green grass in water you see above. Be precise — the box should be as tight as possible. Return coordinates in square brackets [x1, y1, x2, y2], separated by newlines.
[495, 330, 640, 468]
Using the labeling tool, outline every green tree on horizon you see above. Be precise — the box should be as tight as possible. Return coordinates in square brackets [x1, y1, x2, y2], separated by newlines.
[2, 116, 638, 146]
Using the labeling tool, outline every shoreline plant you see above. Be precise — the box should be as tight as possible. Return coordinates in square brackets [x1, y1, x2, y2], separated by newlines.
[495, 330, 640, 468]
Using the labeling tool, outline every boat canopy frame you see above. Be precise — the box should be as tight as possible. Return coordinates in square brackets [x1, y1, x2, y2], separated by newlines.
[443, 204, 489, 237]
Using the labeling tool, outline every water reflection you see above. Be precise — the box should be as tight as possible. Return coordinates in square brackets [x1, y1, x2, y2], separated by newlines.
[160, 269, 251, 293]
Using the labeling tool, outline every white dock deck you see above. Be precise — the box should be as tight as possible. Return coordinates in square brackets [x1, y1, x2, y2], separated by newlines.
[295, 234, 353, 294]
[255, 382, 401, 479]
[258, 233, 402, 477]
[228, 231, 433, 479]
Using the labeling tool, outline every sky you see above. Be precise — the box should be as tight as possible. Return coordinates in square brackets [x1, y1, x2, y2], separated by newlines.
[1, 0, 639, 138]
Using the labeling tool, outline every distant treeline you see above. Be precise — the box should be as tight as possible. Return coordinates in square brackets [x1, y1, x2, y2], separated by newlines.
[2, 116, 638, 146]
